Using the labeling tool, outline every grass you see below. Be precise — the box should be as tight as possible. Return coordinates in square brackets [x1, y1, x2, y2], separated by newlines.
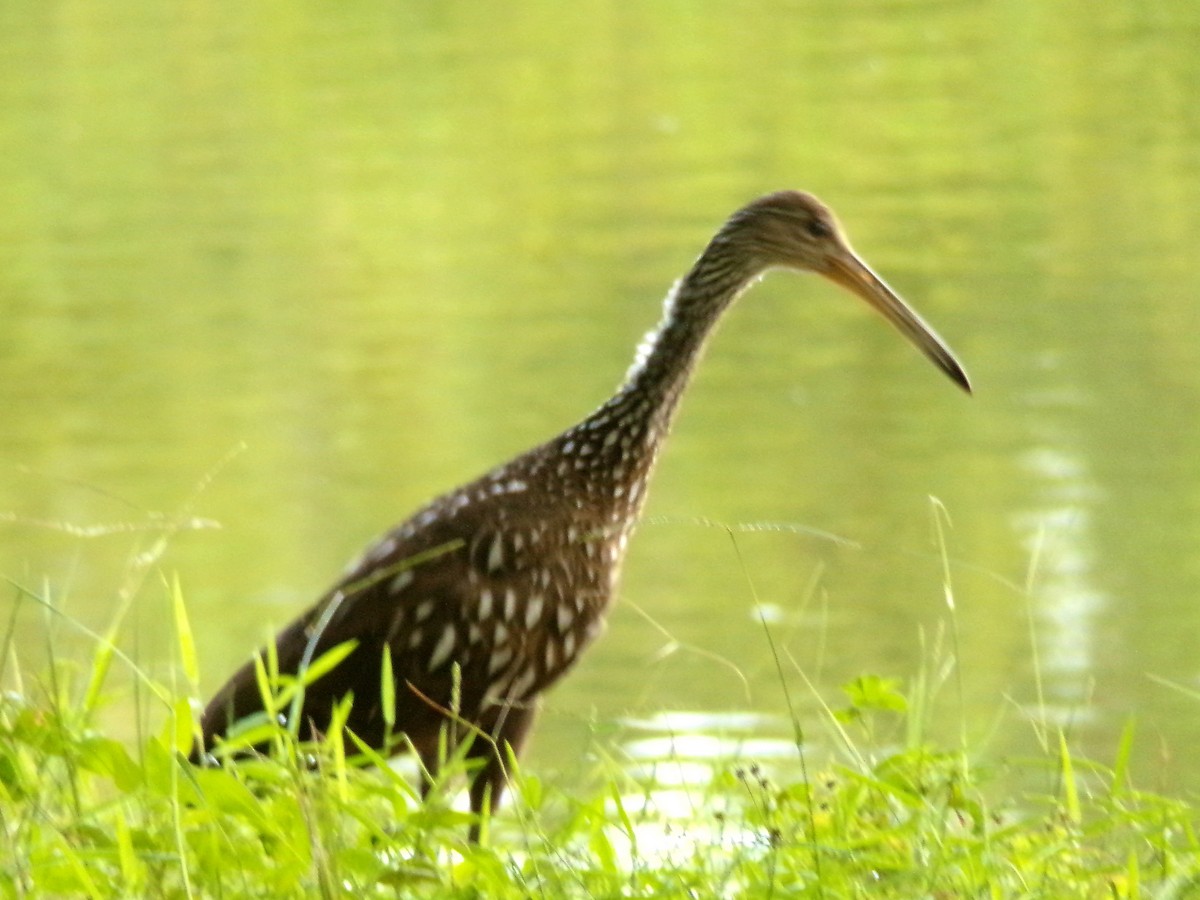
[3, 514, 1200, 897]
[4, 671, 1199, 899]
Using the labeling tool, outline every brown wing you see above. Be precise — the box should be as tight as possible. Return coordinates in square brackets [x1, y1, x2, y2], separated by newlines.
[195, 483, 612, 760]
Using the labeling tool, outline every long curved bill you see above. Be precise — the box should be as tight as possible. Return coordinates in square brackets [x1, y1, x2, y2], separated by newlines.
[822, 247, 972, 394]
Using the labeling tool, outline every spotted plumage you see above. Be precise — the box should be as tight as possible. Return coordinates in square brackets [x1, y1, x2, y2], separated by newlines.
[193, 191, 970, 841]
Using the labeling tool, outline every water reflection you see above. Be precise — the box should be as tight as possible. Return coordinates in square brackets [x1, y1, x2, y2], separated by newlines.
[1014, 346, 1106, 713]
[601, 710, 798, 862]
[617, 709, 799, 827]
[1017, 452, 1104, 688]
[621, 710, 798, 777]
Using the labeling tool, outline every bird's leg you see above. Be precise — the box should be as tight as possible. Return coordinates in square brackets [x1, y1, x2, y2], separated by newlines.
[466, 700, 540, 842]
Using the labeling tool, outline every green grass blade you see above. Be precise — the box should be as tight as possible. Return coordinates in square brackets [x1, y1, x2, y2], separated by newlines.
[1058, 730, 1081, 824]
[1112, 718, 1136, 799]
[381, 644, 396, 732]
[170, 572, 199, 689]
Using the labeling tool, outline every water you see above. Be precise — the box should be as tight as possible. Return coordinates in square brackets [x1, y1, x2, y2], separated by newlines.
[3, 1, 1199, 798]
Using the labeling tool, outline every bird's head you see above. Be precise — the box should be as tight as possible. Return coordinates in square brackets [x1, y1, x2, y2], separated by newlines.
[723, 191, 971, 393]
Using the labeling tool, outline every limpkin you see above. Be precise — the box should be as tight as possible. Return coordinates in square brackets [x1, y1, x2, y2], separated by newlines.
[193, 191, 970, 839]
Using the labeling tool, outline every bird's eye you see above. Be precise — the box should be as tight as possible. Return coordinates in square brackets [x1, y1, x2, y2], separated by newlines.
[806, 218, 833, 239]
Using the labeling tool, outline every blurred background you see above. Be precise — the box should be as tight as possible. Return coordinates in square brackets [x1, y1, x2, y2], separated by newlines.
[2, 2, 1199, 798]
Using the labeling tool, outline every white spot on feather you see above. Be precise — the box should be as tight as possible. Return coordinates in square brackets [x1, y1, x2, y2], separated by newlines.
[372, 536, 399, 562]
[488, 643, 514, 676]
[525, 594, 544, 629]
[487, 534, 504, 572]
[428, 626, 457, 671]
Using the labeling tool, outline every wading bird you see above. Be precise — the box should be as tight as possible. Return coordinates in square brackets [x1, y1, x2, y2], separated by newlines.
[193, 191, 970, 840]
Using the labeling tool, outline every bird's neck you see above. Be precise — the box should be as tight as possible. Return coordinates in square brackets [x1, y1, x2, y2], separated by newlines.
[613, 242, 764, 434]
[558, 243, 764, 512]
